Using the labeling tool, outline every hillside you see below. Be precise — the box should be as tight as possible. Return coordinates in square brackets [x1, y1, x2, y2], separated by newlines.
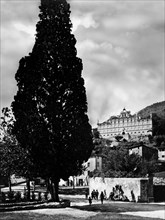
[137, 101, 165, 119]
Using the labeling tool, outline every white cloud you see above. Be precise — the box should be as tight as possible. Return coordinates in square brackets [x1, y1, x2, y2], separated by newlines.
[13, 22, 36, 37]
[71, 13, 98, 32]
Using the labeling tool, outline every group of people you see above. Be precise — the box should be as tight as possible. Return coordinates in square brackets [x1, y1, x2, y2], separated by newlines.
[88, 186, 130, 205]
[88, 189, 105, 205]
[91, 189, 99, 200]
[109, 185, 129, 201]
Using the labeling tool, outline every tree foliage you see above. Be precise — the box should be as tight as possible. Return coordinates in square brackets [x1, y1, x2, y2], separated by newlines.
[0, 108, 37, 195]
[152, 114, 165, 136]
[91, 144, 159, 178]
[12, 0, 93, 201]
[0, 108, 18, 179]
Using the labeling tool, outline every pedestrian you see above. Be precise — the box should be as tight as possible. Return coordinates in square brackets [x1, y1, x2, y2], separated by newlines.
[91, 189, 95, 199]
[95, 190, 99, 200]
[88, 196, 92, 205]
[131, 190, 136, 202]
[100, 191, 104, 204]
[85, 191, 89, 199]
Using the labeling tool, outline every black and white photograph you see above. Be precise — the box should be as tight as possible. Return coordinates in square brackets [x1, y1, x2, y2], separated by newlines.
[0, 0, 165, 219]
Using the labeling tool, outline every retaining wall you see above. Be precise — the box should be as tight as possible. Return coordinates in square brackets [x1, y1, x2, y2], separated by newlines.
[89, 177, 152, 202]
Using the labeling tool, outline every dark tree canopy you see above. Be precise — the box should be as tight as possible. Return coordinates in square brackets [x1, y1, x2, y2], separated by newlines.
[12, 0, 93, 200]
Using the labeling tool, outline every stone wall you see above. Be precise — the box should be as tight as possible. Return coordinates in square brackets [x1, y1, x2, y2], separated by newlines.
[89, 177, 152, 202]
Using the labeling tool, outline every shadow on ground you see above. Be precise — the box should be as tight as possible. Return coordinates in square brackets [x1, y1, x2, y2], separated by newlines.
[72, 202, 164, 213]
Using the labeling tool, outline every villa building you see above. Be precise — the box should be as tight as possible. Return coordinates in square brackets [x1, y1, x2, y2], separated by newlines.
[97, 108, 152, 139]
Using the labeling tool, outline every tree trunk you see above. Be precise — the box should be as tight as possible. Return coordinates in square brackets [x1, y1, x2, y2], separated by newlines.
[51, 179, 59, 202]
[73, 176, 75, 189]
[54, 179, 59, 202]
[8, 176, 11, 192]
[26, 178, 31, 201]
[46, 178, 51, 193]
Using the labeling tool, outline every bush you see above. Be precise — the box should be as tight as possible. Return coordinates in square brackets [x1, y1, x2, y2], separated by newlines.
[15, 191, 21, 202]
[31, 191, 36, 201]
[1, 192, 6, 203]
[7, 191, 14, 201]
[38, 192, 41, 201]
[23, 191, 28, 201]
[44, 192, 48, 200]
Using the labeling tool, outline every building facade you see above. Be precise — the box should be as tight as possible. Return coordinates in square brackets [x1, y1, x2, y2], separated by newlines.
[128, 144, 158, 161]
[158, 145, 165, 162]
[97, 108, 152, 139]
[59, 156, 102, 187]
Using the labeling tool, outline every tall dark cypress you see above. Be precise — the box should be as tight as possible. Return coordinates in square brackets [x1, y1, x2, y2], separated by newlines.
[12, 0, 93, 201]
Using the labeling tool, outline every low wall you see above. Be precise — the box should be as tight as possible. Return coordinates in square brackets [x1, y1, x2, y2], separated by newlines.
[89, 177, 150, 202]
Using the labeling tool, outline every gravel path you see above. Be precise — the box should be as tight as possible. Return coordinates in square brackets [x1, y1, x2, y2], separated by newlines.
[121, 210, 165, 219]
[13, 208, 99, 219]
[12, 201, 165, 219]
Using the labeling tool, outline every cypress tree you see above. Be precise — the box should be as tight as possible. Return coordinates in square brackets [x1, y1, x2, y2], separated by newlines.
[12, 0, 93, 201]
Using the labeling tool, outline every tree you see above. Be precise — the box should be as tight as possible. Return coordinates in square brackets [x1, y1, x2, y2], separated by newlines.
[12, 0, 93, 201]
[92, 128, 100, 139]
[152, 114, 165, 136]
[100, 146, 158, 177]
[0, 108, 36, 198]
[0, 107, 18, 191]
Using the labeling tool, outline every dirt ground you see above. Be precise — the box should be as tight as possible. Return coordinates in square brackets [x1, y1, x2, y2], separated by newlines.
[0, 195, 164, 220]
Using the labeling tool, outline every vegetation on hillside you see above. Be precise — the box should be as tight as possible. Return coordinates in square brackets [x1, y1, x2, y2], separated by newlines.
[137, 101, 165, 119]
[90, 141, 159, 178]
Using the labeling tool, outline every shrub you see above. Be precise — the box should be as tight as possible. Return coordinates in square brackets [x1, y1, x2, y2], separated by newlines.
[44, 192, 48, 200]
[23, 191, 28, 201]
[31, 191, 36, 201]
[7, 191, 15, 201]
[1, 192, 6, 203]
[38, 192, 41, 201]
[15, 191, 21, 202]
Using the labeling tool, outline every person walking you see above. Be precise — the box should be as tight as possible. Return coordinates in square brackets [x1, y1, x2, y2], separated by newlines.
[95, 190, 99, 200]
[88, 196, 92, 205]
[100, 191, 104, 204]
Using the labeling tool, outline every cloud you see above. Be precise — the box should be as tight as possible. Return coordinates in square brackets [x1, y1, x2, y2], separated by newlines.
[71, 13, 98, 32]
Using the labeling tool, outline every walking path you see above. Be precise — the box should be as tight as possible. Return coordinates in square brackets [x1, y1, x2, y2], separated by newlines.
[12, 206, 165, 219]
[25, 207, 98, 219]
[121, 210, 165, 219]
[11, 200, 165, 219]
[2, 187, 165, 219]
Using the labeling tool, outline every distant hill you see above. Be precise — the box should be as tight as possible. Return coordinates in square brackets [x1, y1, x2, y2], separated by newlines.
[137, 101, 165, 119]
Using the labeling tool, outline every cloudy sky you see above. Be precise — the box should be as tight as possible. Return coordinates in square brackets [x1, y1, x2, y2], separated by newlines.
[1, 0, 164, 127]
